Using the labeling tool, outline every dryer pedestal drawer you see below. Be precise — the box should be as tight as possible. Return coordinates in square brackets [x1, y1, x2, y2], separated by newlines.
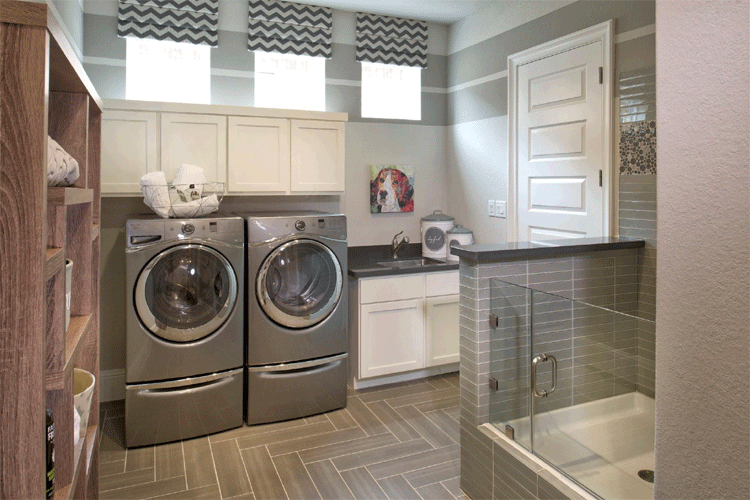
[125, 368, 244, 447]
[246, 353, 347, 425]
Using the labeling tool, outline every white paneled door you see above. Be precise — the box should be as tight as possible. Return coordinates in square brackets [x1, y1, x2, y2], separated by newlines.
[227, 116, 290, 193]
[160, 113, 227, 186]
[516, 41, 607, 243]
[101, 110, 158, 193]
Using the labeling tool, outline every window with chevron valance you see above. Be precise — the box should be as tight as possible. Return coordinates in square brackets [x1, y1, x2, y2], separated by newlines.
[356, 13, 428, 69]
[117, 0, 219, 47]
[247, 0, 333, 58]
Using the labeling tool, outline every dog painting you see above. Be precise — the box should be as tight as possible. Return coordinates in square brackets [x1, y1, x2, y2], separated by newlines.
[370, 166, 415, 213]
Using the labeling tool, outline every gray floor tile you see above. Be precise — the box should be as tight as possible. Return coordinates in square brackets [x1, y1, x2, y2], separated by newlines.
[378, 475, 421, 500]
[100, 459, 126, 477]
[332, 439, 433, 472]
[305, 414, 331, 425]
[100, 467, 155, 493]
[386, 389, 458, 408]
[367, 444, 459, 480]
[326, 408, 359, 430]
[298, 433, 400, 464]
[402, 459, 460, 489]
[305, 459, 355, 500]
[147, 483, 219, 500]
[100, 417, 127, 464]
[182, 437, 218, 490]
[126, 446, 155, 473]
[155, 441, 185, 480]
[211, 439, 253, 499]
[395, 406, 456, 448]
[345, 397, 390, 436]
[340, 468, 388, 500]
[440, 478, 463, 499]
[210, 418, 309, 443]
[425, 376, 458, 391]
[414, 396, 460, 413]
[236, 422, 337, 450]
[267, 427, 367, 457]
[416, 482, 456, 500]
[240, 446, 288, 500]
[272, 452, 322, 500]
[424, 410, 460, 444]
[358, 381, 437, 404]
[101, 476, 186, 500]
[367, 401, 422, 442]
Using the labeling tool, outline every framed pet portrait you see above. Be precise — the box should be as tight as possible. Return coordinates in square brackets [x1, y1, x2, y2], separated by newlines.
[370, 165, 415, 213]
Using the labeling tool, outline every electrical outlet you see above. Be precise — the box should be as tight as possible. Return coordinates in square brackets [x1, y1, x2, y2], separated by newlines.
[495, 200, 506, 218]
[487, 199, 495, 217]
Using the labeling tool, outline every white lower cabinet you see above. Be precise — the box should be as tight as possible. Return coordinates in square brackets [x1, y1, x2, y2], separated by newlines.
[356, 271, 459, 381]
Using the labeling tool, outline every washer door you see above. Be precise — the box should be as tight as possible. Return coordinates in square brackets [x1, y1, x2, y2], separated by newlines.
[257, 239, 343, 329]
[135, 244, 238, 342]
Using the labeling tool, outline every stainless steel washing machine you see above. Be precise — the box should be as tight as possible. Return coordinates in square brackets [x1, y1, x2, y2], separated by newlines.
[125, 215, 244, 447]
[241, 212, 348, 425]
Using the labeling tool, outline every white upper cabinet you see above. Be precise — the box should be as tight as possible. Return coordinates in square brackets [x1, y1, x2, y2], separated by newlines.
[101, 110, 158, 194]
[227, 117, 290, 193]
[160, 113, 227, 186]
[291, 120, 345, 192]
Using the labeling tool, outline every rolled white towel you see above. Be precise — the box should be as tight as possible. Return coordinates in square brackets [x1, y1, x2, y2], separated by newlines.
[172, 164, 206, 201]
[47, 136, 80, 187]
[140, 171, 171, 218]
[169, 194, 219, 218]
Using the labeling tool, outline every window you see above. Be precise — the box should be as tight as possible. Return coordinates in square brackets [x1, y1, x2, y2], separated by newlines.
[254, 51, 325, 111]
[361, 62, 421, 121]
[126, 37, 210, 104]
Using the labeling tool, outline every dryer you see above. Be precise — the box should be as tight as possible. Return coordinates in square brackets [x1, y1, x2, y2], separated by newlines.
[242, 212, 348, 425]
[125, 215, 244, 447]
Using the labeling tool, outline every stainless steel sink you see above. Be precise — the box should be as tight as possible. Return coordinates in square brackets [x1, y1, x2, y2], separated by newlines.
[376, 258, 443, 269]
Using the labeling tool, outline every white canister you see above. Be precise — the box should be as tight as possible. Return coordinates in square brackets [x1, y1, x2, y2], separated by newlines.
[421, 210, 455, 259]
[446, 225, 474, 262]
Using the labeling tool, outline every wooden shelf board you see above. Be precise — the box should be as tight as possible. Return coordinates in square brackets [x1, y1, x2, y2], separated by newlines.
[46, 247, 64, 281]
[91, 223, 100, 242]
[53, 423, 96, 500]
[84, 424, 98, 476]
[48, 187, 94, 206]
[65, 314, 92, 371]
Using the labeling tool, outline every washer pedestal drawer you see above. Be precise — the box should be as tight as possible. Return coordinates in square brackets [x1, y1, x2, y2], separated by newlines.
[246, 353, 347, 425]
[125, 368, 244, 448]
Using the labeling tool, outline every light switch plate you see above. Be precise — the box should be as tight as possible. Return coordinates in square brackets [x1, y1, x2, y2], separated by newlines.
[495, 200, 506, 218]
[488, 200, 495, 217]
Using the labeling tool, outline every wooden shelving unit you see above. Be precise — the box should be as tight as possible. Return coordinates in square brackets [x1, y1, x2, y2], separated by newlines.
[0, 2, 102, 499]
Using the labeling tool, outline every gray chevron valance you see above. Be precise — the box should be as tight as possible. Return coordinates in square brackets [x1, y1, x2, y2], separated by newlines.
[117, 0, 219, 47]
[356, 13, 428, 69]
[247, 0, 333, 58]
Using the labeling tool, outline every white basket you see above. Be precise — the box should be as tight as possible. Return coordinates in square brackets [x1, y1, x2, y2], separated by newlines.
[142, 182, 224, 219]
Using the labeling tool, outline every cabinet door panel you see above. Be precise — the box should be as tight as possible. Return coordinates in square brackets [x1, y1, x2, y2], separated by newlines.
[101, 110, 158, 194]
[228, 116, 290, 193]
[425, 271, 459, 297]
[360, 299, 424, 378]
[291, 120, 344, 192]
[425, 294, 460, 367]
[161, 113, 227, 186]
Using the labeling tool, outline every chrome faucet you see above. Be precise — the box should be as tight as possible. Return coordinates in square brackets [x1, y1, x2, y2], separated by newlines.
[392, 231, 409, 259]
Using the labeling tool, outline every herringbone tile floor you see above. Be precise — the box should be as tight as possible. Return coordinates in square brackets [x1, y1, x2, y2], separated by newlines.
[98, 373, 463, 500]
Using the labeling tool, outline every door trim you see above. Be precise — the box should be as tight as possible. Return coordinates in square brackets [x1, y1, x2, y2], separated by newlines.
[507, 20, 614, 242]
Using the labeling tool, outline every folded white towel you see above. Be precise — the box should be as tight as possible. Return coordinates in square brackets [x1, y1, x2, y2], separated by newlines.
[140, 171, 171, 218]
[169, 194, 220, 218]
[47, 136, 80, 187]
[173, 164, 207, 202]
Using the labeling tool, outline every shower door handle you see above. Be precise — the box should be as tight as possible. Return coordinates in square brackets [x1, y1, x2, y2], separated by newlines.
[531, 354, 557, 398]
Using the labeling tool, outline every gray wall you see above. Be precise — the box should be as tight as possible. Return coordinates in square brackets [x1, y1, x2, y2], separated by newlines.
[655, 0, 749, 498]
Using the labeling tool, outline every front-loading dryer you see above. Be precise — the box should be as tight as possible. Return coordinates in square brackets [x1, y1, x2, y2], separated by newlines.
[125, 215, 244, 447]
[241, 212, 348, 424]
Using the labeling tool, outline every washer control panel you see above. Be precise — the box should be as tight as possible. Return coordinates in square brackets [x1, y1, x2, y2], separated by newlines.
[126, 217, 244, 248]
[182, 223, 195, 235]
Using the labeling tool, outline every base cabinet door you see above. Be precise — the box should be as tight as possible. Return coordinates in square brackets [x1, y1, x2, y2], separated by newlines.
[360, 299, 424, 378]
[228, 116, 290, 193]
[425, 294, 460, 367]
[101, 110, 158, 194]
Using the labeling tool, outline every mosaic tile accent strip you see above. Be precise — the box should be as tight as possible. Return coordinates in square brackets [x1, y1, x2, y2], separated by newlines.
[620, 121, 656, 174]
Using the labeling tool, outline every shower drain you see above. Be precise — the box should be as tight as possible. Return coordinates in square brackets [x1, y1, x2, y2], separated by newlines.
[638, 470, 655, 483]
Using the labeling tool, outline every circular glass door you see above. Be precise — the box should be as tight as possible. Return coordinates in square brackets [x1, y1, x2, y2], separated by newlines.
[135, 244, 238, 342]
[257, 239, 343, 329]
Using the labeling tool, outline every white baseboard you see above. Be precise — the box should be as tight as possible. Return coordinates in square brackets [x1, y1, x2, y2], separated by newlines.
[100, 369, 126, 402]
[352, 363, 459, 390]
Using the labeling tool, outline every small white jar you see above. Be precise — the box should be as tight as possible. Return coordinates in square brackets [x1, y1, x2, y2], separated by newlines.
[446, 225, 474, 261]
[421, 211, 455, 259]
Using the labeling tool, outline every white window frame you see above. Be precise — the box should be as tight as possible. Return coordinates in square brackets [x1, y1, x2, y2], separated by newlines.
[361, 61, 421, 121]
[126, 37, 211, 105]
[254, 51, 326, 111]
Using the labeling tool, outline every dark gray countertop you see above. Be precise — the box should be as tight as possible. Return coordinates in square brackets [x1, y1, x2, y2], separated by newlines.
[348, 243, 459, 278]
[450, 236, 646, 263]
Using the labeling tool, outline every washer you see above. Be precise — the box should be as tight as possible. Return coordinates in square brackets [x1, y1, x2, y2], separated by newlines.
[241, 212, 348, 425]
[125, 215, 244, 447]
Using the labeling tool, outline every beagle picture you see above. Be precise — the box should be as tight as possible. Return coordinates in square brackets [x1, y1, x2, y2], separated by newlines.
[370, 166, 415, 213]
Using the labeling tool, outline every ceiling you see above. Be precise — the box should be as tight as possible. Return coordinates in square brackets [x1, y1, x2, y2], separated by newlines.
[287, 0, 494, 24]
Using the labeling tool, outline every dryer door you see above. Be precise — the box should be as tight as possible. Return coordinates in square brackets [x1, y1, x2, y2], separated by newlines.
[135, 244, 238, 342]
[257, 239, 343, 329]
